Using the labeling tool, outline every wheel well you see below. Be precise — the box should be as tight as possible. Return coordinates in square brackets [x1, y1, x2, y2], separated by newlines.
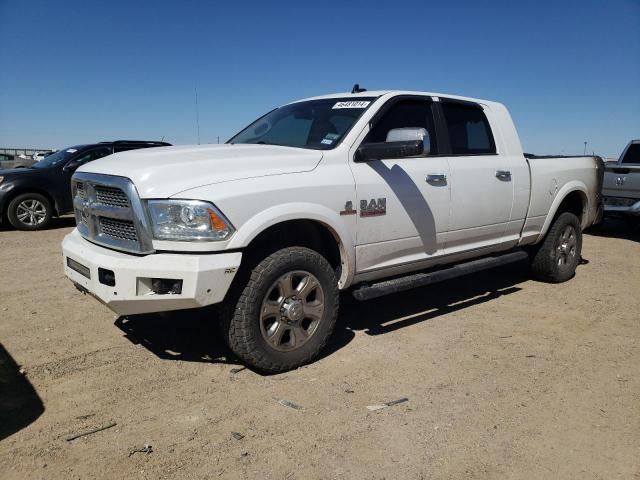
[554, 190, 585, 223]
[244, 220, 342, 273]
[2, 189, 58, 219]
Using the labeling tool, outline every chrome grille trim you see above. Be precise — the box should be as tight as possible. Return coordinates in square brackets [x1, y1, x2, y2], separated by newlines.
[71, 172, 154, 254]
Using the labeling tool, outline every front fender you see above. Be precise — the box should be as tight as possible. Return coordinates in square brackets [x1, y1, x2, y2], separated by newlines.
[227, 202, 356, 289]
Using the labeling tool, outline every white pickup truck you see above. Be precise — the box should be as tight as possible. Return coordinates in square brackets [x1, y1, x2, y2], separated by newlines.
[62, 89, 603, 372]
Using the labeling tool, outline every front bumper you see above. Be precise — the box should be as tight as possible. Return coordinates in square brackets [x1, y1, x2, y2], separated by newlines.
[603, 197, 640, 216]
[62, 229, 242, 315]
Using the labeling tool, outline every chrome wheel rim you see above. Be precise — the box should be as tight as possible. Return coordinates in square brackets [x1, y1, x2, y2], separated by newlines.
[259, 270, 325, 352]
[556, 225, 577, 266]
[16, 199, 47, 226]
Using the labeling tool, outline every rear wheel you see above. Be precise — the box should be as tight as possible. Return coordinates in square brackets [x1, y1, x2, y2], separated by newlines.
[7, 193, 52, 230]
[222, 247, 339, 373]
[530, 212, 582, 283]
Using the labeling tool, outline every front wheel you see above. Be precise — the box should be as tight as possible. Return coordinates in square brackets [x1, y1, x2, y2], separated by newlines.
[530, 212, 582, 283]
[7, 193, 53, 230]
[222, 247, 339, 373]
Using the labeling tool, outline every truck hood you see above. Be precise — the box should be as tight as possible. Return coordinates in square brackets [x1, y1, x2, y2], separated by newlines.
[78, 144, 323, 198]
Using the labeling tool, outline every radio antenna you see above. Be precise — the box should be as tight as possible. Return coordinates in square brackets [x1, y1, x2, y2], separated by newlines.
[195, 87, 201, 145]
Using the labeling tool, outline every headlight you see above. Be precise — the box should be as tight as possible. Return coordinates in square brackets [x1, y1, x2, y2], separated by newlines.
[146, 200, 234, 241]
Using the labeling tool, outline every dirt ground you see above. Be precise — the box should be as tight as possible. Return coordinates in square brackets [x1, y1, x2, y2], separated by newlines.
[0, 217, 638, 479]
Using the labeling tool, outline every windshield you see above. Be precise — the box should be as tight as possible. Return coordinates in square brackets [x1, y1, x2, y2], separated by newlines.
[32, 147, 84, 168]
[228, 97, 376, 150]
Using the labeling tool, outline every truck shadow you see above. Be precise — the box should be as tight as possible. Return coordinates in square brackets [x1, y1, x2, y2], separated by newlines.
[115, 310, 237, 365]
[368, 161, 438, 253]
[115, 262, 528, 372]
[0, 343, 45, 441]
[585, 218, 639, 242]
[115, 308, 355, 369]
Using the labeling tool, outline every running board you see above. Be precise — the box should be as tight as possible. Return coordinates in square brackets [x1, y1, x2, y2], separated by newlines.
[352, 250, 529, 301]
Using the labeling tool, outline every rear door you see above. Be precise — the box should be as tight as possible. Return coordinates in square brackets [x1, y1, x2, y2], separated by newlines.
[435, 99, 517, 253]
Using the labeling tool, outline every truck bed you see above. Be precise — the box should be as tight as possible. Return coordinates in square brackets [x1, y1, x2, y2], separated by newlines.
[520, 154, 603, 242]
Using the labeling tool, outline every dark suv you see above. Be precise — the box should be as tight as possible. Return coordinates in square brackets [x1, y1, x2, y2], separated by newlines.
[0, 140, 171, 230]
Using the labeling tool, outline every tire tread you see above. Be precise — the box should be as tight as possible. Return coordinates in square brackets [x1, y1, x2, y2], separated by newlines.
[530, 212, 582, 283]
[222, 247, 339, 373]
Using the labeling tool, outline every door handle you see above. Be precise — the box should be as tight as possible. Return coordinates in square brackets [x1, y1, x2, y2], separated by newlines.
[426, 174, 447, 185]
[496, 170, 512, 181]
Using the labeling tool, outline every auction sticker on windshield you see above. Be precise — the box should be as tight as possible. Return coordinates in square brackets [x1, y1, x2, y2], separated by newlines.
[321, 133, 340, 145]
[332, 101, 370, 109]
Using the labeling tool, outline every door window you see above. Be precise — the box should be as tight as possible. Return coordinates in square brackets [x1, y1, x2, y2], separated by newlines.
[621, 144, 640, 164]
[70, 147, 112, 167]
[363, 99, 437, 154]
[441, 102, 495, 155]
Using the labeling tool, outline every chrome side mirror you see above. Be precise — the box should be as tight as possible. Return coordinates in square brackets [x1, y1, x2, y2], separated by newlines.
[385, 127, 430, 156]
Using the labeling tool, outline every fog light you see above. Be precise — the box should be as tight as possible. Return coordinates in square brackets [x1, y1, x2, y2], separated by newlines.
[151, 278, 183, 295]
[98, 268, 116, 287]
[67, 257, 91, 279]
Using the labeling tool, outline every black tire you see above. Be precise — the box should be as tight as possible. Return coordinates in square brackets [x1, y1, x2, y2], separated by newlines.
[6, 193, 53, 231]
[624, 216, 640, 231]
[530, 212, 582, 283]
[222, 247, 339, 373]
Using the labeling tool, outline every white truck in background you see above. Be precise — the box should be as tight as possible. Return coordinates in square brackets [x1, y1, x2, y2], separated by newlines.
[602, 140, 640, 219]
[62, 89, 603, 372]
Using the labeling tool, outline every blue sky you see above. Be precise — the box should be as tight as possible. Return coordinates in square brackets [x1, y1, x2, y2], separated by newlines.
[0, 0, 638, 157]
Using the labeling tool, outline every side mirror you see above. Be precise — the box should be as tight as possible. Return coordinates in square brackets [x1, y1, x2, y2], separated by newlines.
[63, 160, 81, 172]
[386, 127, 431, 155]
[355, 140, 424, 162]
[355, 127, 431, 162]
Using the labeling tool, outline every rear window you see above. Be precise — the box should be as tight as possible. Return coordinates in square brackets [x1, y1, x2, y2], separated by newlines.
[621, 143, 640, 164]
[441, 102, 496, 155]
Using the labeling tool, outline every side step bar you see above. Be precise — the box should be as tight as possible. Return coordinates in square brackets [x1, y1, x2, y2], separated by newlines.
[352, 250, 529, 301]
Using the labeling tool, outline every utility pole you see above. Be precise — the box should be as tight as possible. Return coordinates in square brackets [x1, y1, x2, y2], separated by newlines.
[195, 88, 201, 145]
[583, 141, 587, 155]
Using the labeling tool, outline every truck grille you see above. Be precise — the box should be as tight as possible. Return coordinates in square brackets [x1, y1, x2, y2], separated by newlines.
[76, 182, 87, 200]
[99, 217, 138, 242]
[71, 173, 154, 254]
[95, 185, 129, 208]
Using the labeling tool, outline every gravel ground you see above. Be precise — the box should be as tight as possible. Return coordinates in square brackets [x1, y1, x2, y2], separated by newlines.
[0, 218, 638, 479]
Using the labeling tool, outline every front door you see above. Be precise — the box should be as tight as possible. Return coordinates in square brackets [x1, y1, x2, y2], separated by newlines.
[349, 97, 451, 277]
